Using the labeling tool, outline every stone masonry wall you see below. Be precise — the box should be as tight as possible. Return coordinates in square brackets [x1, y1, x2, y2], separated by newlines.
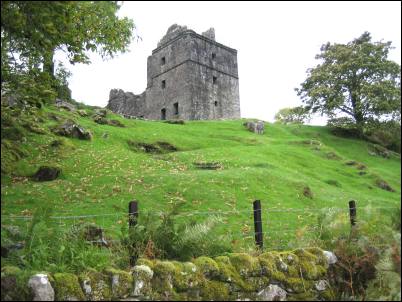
[1, 248, 338, 301]
[107, 24, 240, 120]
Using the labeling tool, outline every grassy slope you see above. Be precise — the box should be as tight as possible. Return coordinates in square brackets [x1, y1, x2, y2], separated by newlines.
[1, 105, 400, 250]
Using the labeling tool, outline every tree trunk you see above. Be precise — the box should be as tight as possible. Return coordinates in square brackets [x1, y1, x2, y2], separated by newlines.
[351, 94, 364, 138]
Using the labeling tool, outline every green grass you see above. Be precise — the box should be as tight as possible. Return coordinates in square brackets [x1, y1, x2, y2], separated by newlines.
[1, 105, 401, 252]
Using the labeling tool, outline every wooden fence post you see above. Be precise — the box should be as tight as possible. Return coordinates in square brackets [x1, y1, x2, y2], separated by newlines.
[129, 201, 138, 266]
[349, 200, 356, 226]
[129, 201, 138, 227]
[253, 200, 263, 250]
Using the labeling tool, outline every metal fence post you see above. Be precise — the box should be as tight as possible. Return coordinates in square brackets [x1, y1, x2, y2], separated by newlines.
[349, 200, 356, 226]
[253, 200, 263, 250]
[129, 201, 138, 227]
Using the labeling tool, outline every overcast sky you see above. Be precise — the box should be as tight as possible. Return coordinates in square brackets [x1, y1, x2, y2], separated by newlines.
[57, 1, 401, 125]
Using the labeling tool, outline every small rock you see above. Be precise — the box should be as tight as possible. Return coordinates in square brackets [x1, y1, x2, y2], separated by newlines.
[278, 259, 288, 272]
[244, 121, 264, 134]
[102, 133, 109, 139]
[55, 98, 76, 111]
[287, 255, 294, 263]
[131, 265, 153, 297]
[32, 166, 61, 181]
[315, 280, 328, 291]
[81, 278, 92, 296]
[94, 109, 107, 117]
[53, 120, 92, 140]
[108, 119, 125, 127]
[257, 284, 287, 301]
[93, 115, 108, 125]
[77, 109, 88, 117]
[303, 186, 314, 198]
[28, 274, 55, 301]
[323, 251, 337, 265]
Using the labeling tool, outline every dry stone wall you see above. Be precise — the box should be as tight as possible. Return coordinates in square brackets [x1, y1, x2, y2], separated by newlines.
[1, 248, 338, 301]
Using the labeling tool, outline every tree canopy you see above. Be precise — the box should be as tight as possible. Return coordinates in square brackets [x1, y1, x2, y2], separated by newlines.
[274, 106, 311, 125]
[1, 1, 135, 105]
[296, 32, 401, 130]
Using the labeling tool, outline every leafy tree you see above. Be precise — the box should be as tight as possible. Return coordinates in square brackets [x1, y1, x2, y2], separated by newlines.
[1, 1, 135, 104]
[274, 106, 311, 124]
[296, 32, 401, 133]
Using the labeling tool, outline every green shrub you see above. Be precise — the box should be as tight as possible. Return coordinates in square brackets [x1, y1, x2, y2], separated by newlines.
[364, 120, 401, 154]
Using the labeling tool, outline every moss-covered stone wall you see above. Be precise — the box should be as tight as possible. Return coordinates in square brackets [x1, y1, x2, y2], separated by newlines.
[1, 248, 337, 301]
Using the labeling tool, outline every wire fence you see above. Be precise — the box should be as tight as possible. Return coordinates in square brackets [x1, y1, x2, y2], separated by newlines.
[1, 201, 400, 252]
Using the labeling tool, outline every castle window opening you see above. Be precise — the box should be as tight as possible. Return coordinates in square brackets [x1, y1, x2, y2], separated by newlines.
[161, 108, 166, 120]
[161, 80, 166, 89]
[214, 101, 218, 107]
[174, 102, 179, 115]
[161, 57, 166, 65]
[213, 76, 217, 84]
[212, 53, 216, 59]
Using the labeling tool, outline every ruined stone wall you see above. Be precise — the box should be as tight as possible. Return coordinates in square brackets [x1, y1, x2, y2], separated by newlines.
[106, 25, 241, 120]
[106, 89, 146, 117]
[2, 248, 338, 301]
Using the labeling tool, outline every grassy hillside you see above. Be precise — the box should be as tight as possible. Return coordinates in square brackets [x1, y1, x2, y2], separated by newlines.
[1, 104, 401, 253]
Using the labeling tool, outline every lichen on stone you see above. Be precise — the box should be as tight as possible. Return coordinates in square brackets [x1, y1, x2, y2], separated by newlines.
[284, 277, 314, 294]
[293, 248, 327, 280]
[228, 253, 261, 277]
[53, 272, 86, 301]
[1, 265, 22, 276]
[152, 261, 177, 296]
[104, 268, 133, 299]
[200, 280, 230, 301]
[136, 258, 155, 269]
[193, 256, 220, 279]
[78, 270, 111, 301]
[258, 252, 287, 282]
[170, 261, 202, 292]
[131, 265, 154, 297]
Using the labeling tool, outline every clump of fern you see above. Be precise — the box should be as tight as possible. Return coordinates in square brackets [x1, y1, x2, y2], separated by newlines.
[121, 203, 232, 262]
[174, 215, 232, 260]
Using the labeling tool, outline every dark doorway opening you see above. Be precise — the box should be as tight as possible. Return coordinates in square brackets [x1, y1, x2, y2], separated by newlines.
[161, 108, 166, 120]
[174, 102, 179, 115]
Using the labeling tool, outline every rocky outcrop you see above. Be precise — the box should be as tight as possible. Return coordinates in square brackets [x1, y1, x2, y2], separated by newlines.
[52, 120, 92, 140]
[55, 99, 76, 111]
[32, 166, 61, 181]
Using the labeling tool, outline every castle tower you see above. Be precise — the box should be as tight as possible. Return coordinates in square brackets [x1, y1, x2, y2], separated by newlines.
[107, 24, 240, 120]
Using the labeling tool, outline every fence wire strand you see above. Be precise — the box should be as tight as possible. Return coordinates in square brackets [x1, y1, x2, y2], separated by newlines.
[2, 203, 399, 252]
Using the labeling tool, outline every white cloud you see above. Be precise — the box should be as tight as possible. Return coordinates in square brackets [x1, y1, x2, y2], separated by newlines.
[56, 1, 401, 125]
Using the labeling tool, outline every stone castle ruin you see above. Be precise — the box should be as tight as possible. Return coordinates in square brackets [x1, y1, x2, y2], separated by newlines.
[107, 24, 240, 120]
